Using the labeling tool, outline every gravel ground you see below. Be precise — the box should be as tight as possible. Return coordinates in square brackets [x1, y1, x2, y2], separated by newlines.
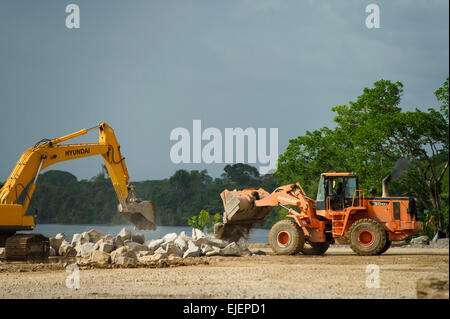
[0, 246, 448, 299]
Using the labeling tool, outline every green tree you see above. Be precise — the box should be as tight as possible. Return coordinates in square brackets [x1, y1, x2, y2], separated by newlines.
[188, 209, 221, 234]
[221, 163, 260, 185]
[276, 79, 449, 233]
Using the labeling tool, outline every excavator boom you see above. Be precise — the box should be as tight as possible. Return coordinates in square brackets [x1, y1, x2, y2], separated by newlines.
[0, 123, 157, 259]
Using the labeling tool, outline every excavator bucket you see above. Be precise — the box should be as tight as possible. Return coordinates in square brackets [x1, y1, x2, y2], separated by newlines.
[215, 188, 273, 241]
[118, 200, 157, 230]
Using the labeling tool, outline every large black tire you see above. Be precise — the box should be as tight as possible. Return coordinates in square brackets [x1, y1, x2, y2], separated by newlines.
[269, 220, 305, 255]
[376, 235, 392, 255]
[301, 241, 330, 255]
[348, 219, 387, 256]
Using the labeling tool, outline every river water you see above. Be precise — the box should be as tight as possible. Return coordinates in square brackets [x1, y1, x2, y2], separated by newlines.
[27, 224, 270, 244]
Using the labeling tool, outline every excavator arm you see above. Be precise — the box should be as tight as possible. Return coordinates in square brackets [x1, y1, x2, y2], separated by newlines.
[0, 123, 157, 232]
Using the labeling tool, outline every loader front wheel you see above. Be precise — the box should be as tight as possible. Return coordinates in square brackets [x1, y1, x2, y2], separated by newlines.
[269, 220, 305, 255]
[348, 219, 386, 256]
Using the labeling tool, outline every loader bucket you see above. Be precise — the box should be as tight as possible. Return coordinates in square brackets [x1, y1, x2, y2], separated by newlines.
[215, 188, 273, 241]
[118, 200, 157, 230]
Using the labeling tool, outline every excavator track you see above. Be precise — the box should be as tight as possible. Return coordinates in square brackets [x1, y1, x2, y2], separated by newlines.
[5, 234, 50, 261]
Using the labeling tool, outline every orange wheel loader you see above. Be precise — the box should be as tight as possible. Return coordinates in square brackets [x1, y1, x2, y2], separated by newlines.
[215, 172, 423, 256]
[0, 123, 157, 260]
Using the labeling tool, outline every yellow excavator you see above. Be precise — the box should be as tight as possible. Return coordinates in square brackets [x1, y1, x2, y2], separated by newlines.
[0, 123, 157, 260]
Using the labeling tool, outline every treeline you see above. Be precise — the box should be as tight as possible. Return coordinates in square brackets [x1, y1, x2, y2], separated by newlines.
[25, 164, 278, 227]
[11, 78, 449, 238]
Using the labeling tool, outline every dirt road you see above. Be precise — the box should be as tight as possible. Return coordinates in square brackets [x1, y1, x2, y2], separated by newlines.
[0, 246, 448, 299]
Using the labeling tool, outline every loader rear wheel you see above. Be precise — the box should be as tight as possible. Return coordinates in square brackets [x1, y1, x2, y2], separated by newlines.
[376, 235, 391, 255]
[300, 241, 330, 255]
[269, 220, 305, 255]
[348, 219, 386, 256]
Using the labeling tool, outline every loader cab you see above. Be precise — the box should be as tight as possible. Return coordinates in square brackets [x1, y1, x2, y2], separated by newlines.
[315, 173, 359, 211]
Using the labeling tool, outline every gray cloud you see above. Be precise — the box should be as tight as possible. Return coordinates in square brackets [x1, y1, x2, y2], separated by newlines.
[0, 0, 448, 181]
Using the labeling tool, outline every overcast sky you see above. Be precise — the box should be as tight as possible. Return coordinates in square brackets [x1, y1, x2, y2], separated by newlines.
[0, 0, 448, 182]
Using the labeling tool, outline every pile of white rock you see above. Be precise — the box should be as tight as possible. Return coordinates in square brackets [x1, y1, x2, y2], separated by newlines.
[48, 227, 251, 267]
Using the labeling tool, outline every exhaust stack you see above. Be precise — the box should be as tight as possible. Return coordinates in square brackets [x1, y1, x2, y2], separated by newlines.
[382, 158, 410, 198]
[382, 174, 391, 198]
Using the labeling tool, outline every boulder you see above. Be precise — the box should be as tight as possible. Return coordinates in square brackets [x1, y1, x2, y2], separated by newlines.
[220, 242, 242, 256]
[148, 238, 164, 251]
[178, 231, 188, 240]
[205, 247, 221, 257]
[79, 242, 95, 258]
[55, 233, 67, 241]
[201, 244, 215, 255]
[132, 233, 145, 244]
[99, 241, 114, 253]
[49, 247, 57, 256]
[0, 247, 5, 258]
[58, 241, 77, 257]
[49, 237, 63, 252]
[71, 233, 87, 246]
[430, 238, 449, 249]
[118, 227, 132, 241]
[154, 246, 168, 257]
[93, 239, 103, 251]
[143, 253, 166, 263]
[86, 229, 104, 243]
[183, 240, 200, 258]
[174, 236, 187, 251]
[204, 235, 229, 248]
[136, 251, 152, 258]
[113, 235, 124, 249]
[410, 236, 430, 246]
[162, 232, 178, 243]
[192, 228, 206, 242]
[81, 232, 90, 243]
[164, 242, 184, 257]
[124, 241, 140, 249]
[417, 276, 449, 299]
[125, 242, 149, 253]
[110, 246, 137, 264]
[90, 250, 111, 266]
[115, 256, 137, 267]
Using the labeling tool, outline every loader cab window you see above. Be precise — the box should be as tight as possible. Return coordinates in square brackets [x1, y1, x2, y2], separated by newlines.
[329, 177, 344, 210]
[316, 175, 325, 202]
[342, 176, 359, 207]
[315, 175, 326, 210]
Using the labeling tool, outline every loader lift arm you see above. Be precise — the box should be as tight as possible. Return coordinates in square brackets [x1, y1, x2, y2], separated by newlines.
[0, 123, 156, 260]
